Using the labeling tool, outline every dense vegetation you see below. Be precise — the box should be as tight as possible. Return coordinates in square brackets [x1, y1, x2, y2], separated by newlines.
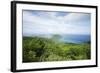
[23, 36, 91, 62]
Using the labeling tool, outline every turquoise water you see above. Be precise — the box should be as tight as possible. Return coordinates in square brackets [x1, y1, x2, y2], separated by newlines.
[60, 34, 90, 43]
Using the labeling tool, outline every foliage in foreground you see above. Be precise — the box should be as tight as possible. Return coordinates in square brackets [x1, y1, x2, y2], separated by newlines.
[23, 37, 91, 62]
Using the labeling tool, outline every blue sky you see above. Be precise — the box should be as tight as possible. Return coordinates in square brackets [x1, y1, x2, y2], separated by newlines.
[23, 10, 91, 36]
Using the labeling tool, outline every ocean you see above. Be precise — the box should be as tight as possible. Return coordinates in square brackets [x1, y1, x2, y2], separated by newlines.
[60, 34, 90, 43]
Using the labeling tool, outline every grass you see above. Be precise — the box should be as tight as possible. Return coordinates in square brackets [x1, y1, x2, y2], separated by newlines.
[23, 36, 91, 62]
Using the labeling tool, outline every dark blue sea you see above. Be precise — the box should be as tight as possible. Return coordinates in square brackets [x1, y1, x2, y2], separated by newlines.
[60, 34, 90, 43]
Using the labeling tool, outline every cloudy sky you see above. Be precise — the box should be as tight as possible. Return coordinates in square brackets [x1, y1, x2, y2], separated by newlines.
[23, 10, 91, 36]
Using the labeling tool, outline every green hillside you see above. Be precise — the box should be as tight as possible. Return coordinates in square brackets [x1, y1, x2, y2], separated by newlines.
[23, 36, 91, 62]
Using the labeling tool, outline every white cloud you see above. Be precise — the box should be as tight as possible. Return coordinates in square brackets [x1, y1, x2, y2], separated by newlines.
[23, 10, 90, 36]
